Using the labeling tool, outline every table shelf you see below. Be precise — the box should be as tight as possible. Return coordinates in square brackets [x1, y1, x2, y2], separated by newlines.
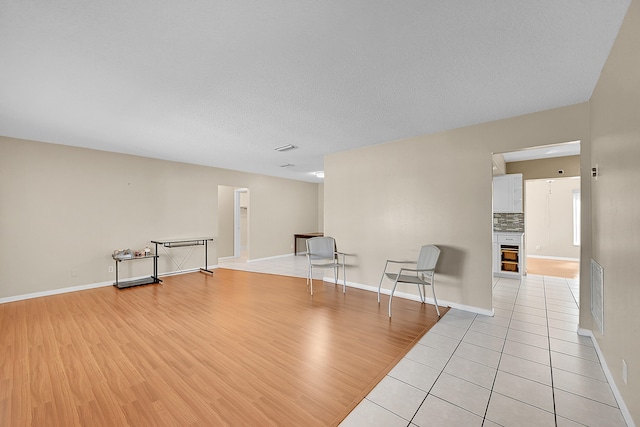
[151, 238, 215, 274]
[112, 253, 161, 289]
[294, 232, 324, 255]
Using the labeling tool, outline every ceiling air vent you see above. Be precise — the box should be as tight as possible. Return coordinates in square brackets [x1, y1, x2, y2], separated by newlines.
[280, 163, 295, 168]
[274, 144, 297, 152]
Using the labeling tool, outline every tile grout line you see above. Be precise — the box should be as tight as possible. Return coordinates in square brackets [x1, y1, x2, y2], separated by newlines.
[543, 275, 560, 427]
[481, 277, 518, 425]
[407, 312, 478, 425]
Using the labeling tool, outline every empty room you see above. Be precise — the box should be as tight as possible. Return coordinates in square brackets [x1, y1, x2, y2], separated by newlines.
[2, 1, 640, 426]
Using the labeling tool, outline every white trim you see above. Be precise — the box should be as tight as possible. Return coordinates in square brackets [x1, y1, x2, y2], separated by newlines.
[445, 302, 494, 317]
[577, 328, 635, 427]
[494, 271, 524, 279]
[527, 255, 580, 262]
[158, 266, 219, 277]
[573, 189, 581, 246]
[322, 277, 494, 317]
[0, 280, 113, 304]
[247, 253, 296, 263]
[234, 188, 248, 258]
[0, 267, 222, 304]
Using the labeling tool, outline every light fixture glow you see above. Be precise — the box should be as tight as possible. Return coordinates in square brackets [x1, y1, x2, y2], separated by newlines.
[314, 171, 325, 178]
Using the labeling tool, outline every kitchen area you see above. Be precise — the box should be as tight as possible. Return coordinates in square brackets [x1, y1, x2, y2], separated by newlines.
[492, 142, 581, 281]
[492, 172, 525, 278]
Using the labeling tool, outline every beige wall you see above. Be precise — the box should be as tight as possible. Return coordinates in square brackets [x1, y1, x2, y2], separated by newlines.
[325, 103, 590, 312]
[525, 178, 580, 259]
[0, 137, 319, 299]
[590, 0, 640, 421]
[506, 155, 580, 179]
[507, 155, 583, 260]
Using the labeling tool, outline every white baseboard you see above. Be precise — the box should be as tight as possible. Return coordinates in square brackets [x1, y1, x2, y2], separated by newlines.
[247, 253, 296, 263]
[0, 267, 221, 305]
[527, 255, 580, 262]
[577, 328, 634, 427]
[322, 276, 494, 317]
[444, 302, 495, 317]
[158, 266, 219, 276]
[0, 280, 114, 304]
[2, 267, 491, 319]
[221, 253, 298, 263]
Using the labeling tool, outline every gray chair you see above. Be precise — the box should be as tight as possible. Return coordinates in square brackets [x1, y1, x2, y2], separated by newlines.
[378, 245, 441, 317]
[306, 236, 345, 295]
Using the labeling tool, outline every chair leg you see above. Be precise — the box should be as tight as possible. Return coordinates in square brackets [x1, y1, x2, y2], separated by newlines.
[431, 281, 440, 317]
[309, 266, 314, 296]
[388, 278, 400, 317]
[377, 273, 386, 303]
[417, 284, 425, 303]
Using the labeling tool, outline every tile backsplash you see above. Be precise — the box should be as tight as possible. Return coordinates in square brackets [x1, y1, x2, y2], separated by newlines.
[493, 213, 524, 232]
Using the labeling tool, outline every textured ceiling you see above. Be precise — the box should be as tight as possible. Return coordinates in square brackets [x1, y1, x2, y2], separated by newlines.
[0, 1, 631, 182]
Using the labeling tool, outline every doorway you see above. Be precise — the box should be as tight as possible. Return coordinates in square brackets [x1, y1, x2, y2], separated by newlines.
[524, 177, 580, 279]
[217, 186, 250, 261]
[492, 141, 581, 281]
[234, 188, 249, 259]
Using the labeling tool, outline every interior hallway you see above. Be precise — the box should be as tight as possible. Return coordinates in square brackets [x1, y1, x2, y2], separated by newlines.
[221, 254, 627, 426]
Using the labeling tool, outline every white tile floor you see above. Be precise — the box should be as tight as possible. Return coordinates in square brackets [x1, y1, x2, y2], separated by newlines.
[219, 255, 628, 427]
[219, 251, 313, 278]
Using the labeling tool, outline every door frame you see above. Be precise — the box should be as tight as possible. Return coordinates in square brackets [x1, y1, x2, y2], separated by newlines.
[234, 188, 248, 258]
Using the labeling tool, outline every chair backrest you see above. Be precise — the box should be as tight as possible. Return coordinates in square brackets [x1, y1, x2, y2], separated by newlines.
[306, 237, 336, 260]
[417, 245, 440, 270]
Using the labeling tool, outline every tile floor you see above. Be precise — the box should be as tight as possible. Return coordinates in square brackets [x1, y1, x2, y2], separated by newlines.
[219, 255, 628, 427]
[219, 251, 315, 279]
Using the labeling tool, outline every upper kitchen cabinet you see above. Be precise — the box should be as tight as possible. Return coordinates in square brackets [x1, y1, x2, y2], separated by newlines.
[493, 173, 523, 213]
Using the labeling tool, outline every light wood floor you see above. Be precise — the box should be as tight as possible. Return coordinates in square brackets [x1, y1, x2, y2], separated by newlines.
[526, 257, 580, 279]
[0, 269, 445, 426]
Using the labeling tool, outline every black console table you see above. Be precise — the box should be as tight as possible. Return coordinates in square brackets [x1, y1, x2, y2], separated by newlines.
[112, 253, 162, 289]
[151, 237, 215, 275]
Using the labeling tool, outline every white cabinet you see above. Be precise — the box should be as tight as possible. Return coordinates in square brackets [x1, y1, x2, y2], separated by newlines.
[492, 234, 499, 274]
[493, 173, 523, 213]
[492, 177, 512, 212]
[493, 233, 525, 278]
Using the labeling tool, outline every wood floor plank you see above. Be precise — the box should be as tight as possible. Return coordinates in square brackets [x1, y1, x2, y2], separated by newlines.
[526, 257, 580, 279]
[0, 268, 445, 426]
